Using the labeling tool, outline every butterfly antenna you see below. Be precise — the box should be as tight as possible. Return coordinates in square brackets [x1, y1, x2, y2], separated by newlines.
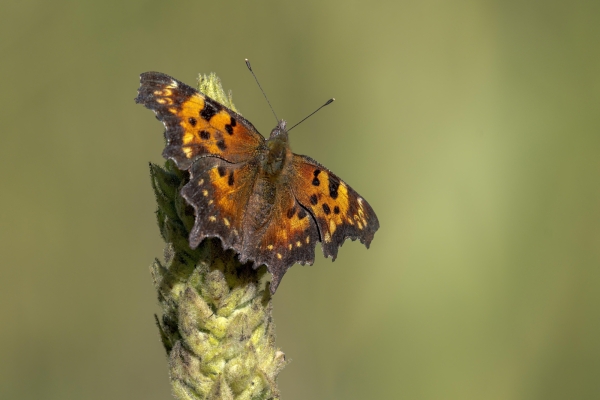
[245, 59, 279, 122]
[288, 98, 335, 132]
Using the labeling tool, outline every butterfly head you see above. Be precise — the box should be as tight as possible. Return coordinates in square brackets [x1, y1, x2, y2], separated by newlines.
[269, 120, 288, 139]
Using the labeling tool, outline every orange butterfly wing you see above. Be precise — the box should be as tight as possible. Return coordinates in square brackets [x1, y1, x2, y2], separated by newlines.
[290, 155, 380, 260]
[181, 156, 259, 250]
[241, 176, 320, 292]
[135, 72, 264, 169]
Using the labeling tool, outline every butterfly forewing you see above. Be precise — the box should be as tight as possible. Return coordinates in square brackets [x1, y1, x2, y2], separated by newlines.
[135, 72, 264, 169]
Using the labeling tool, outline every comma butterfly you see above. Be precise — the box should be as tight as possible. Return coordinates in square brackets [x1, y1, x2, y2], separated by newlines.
[135, 72, 379, 293]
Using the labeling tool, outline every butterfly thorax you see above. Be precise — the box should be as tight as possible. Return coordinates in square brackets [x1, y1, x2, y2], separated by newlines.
[262, 120, 291, 177]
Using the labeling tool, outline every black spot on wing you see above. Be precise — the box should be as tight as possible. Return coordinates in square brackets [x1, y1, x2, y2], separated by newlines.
[216, 139, 227, 151]
[287, 207, 296, 219]
[225, 116, 236, 135]
[297, 208, 307, 219]
[322, 204, 331, 215]
[312, 170, 321, 186]
[200, 130, 210, 140]
[200, 100, 220, 121]
[217, 166, 226, 177]
[228, 171, 235, 186]
[328, 176, 340, 199]
[310, 194, 318, 205]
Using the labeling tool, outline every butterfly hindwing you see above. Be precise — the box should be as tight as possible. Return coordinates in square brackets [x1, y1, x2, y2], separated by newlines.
[135, 72, 264, 169]
[241, 178, 320, 292]
[182, 156, 259, 250]
[291, 155, 380, 260]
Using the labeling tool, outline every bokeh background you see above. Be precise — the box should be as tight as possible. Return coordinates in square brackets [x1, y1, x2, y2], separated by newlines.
[2, 1, 599, 399]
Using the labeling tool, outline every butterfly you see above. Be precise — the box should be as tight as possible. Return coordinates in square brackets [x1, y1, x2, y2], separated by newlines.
[135, 72, 379, 293]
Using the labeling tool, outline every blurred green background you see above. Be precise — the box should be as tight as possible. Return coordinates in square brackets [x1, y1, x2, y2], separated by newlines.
[2, 0, 599, 399]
